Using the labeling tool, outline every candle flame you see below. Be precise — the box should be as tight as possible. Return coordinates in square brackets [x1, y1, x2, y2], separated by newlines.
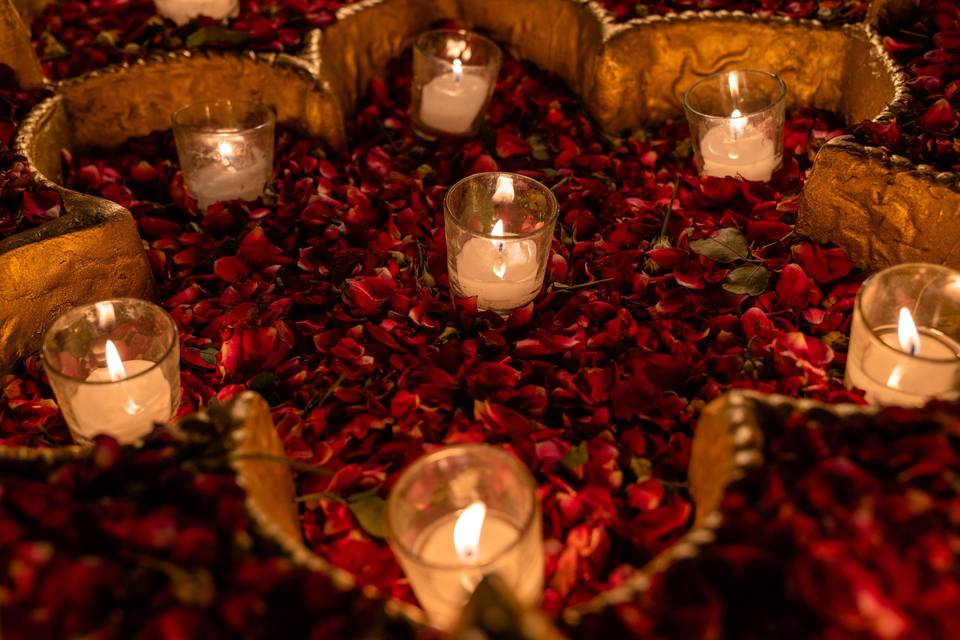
[452, 58, 463, 83]
[897, 307, 921, 356]
[453, 501, 486, 563]
[492, 175, 515, 204]
[105, 340, 128, 382]
[218, 141, 234, 158]
[95, 301, 116, 330]
[728, 71, 741, 103]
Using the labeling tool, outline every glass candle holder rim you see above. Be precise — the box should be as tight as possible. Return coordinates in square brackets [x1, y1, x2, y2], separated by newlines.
[385, 443, 539, 572]
[171, 99, 276, 134]
[41, 298, 179, 385]
[855, 262, 960, 364]
[444, 172, 559, 241]
[414, 28, 503, 67]
[682, 68, 787, 121]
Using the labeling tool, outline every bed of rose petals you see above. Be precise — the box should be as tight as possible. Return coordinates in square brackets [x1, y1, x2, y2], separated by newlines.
[573, 401, 960, 640]
[1, 38, 868, 616]
[855, 0, 960, 171]
[599, 0, 868, 23]
[0, 420, 417, 639]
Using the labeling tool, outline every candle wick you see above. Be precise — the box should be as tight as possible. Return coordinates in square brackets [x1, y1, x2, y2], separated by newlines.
[909, 344, 917, 357]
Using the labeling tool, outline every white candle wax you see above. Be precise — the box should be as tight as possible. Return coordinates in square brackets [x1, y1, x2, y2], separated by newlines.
[700, 121, 780, 182]
[191, 149, 270, 209]
[420, 70, 489, 134]
[69, 360, 172, 443]
[454, 235, 539, 311]
[845, 325, 960, 406]
[154, 0, 239, 26]
[409, 511, 541, 629]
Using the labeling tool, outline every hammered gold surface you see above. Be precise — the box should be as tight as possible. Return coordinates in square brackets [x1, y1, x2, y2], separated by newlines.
[0, 192, 156, 368]
[59, 53, 343, 150]
[0, 0, 45, 88]
[799, 143, 960, 271]
[688, 395, 740, 527]
[599, 18, 848, 129]
[229, 392, 304, 547]
[838, 27, 899, 124]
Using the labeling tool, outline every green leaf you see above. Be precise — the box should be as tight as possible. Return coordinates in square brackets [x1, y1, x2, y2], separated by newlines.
[723, 265, 770, 296]
[347, 491, 387, 539]
[560, 223, 576, 248]
[561, 442, 589, 471]
[40, 32, 69, 60]
[199, 347, 219, 366]
[630, 457, 653, 482]
[527, 134, 552, 161]
[186, 27, 250, 49]
[689, 228, 750, 263]
[248, 372, 278, 393]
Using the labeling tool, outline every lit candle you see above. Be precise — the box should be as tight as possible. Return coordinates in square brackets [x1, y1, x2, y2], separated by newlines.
[154, 0, 239, 25]
[172, 100, 275, 210]
[455, 215, 539, 311]
[446, 173, 557, 314]
[412, 30, 502, 137]
[42, 299, 181, 445]
[191, 140, 270, 209]
[419, 59, 490, 135]
[408, 500, 539, 627]
[699, 73, 779, 181]
[846, 306, 960, 406]
[70, 339, 173, 443]
[386, 445, 544, 630]
[684, 69, 785, 183]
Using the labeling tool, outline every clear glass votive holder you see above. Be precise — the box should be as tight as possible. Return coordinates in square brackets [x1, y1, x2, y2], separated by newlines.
[412, 29, 503, 137]
[683, 68, 786, 182]
[172, 99, 275, 209]
[386, 444, 543, 630]
[445, 172, 558, 314]
[41, 298, 181, 444]
[845, 263, 960, 406]
[155, 0, 238, 25]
